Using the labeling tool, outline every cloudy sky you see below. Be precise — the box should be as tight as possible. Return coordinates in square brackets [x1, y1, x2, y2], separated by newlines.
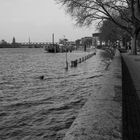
[0, 0, 96, 43]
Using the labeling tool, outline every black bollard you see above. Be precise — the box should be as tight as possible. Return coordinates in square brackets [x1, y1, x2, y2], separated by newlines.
[79, 58, 81, 63]
[71, 61, 74, 67]
[74, 60, 78, 67]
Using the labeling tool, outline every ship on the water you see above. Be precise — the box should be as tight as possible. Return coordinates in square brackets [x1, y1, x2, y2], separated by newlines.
[44, 34, 74, 53]
[44, 43, 69, 53]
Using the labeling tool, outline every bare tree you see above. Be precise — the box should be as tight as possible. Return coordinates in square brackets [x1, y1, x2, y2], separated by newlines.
[55, 0, 140, 54]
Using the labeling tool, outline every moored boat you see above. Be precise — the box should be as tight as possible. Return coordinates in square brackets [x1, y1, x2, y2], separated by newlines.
[44, 43, 68, 53]
[44, 43, 60, 53]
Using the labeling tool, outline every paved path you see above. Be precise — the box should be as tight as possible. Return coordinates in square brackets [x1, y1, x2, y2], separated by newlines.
[122, 53, 140, 140]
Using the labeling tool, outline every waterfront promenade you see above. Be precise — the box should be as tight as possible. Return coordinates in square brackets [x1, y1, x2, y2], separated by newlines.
[63, 50, 140, 140]
[63, 50, 122, 140]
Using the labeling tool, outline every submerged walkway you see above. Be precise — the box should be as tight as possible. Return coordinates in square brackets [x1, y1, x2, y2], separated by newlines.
[63, 50, 122, 140]
[63, 51, 140, 140]
[122, 54, 140, 139]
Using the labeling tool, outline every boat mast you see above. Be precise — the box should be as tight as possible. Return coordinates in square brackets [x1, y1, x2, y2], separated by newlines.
[52, 33, 56, 53]
[29, 37, 31, 47]
[64, 35, 68, 70]
[52, 33, 54, 45]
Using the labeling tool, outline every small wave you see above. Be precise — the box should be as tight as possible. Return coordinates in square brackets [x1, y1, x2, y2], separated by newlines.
[0, 81, 10, 85]
[0, 112, 7, 117]
[49, 116, 76, 132]
[70, 74, 79, 77]
[40, 98, 86, 116]
[2, 93, 85, 110]
[87, 74, 103, 79]
[2, 99, 54, 110]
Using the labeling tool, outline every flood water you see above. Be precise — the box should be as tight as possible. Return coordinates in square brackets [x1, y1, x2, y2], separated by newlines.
[0, 48, 111, 140]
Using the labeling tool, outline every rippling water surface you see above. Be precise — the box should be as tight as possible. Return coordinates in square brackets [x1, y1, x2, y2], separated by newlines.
[0, 48, 110, 140]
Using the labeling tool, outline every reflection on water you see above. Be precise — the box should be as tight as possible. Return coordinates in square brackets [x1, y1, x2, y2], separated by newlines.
[0, 48, 110, 140]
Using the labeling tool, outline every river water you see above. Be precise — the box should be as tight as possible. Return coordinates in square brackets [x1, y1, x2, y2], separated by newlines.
[0, 48, 111, 140]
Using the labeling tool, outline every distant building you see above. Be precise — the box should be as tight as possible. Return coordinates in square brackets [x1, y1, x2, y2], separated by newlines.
[92, 33, 101, 47]
[12, 37, 16, 44]
[11, 37, 21, 48]
[75, 39, 81, 49]
[0, 39, 12, 48]
[81, 37, 92, 51]
[81, 37, 92, 45]
[75, 37, 93, 51]
[0, 39, 8, 45]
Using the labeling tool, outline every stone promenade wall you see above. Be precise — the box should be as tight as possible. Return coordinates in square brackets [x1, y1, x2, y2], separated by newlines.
[63, 49, 122, 140]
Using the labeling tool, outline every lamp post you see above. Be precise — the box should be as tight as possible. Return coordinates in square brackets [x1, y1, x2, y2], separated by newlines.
[65, 48, 68, 70]
[64, 36, 68, 70]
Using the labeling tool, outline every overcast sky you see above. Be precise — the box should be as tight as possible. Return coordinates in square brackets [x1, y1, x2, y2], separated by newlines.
[0, 0, 96, 43]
